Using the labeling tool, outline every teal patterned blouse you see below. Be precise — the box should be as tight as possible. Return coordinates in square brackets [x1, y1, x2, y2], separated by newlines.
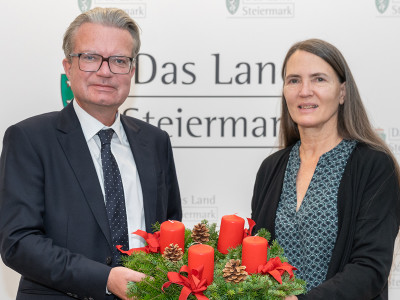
[275, 139, 357, 291]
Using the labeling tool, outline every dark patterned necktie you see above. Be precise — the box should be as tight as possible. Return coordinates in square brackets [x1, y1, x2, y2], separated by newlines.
[97, 129, 129, 265]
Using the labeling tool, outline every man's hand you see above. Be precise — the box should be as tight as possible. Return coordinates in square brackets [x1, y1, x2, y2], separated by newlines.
[107, 266, 146, 300]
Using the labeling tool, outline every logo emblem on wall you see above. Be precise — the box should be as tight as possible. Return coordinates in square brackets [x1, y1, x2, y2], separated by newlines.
[78, 0, 92, 13]
[61, 74, 74, 107]
[375, 128, 386, 141]
[226, 0, 240, 15]
[376, 0, 389, 13]
[226, 0, 295, 18]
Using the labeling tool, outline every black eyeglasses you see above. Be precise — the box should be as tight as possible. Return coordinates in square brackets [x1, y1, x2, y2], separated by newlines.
[69, 53, 135, 74]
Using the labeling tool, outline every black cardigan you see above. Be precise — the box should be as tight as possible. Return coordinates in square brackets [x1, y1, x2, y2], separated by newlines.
[251, 143, 400, 299]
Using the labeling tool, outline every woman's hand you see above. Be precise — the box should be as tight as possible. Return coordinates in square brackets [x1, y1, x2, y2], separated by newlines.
[285, 296, 298, 300]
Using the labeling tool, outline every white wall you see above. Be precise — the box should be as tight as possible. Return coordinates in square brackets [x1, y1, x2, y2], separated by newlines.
[1, 0, 400, 298]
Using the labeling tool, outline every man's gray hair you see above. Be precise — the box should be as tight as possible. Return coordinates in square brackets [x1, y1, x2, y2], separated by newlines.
[62, 7, 141, 61]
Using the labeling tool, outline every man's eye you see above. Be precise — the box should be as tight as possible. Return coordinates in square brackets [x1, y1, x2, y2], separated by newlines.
[82, 54, 99, 62]
[113, 57, 129, 66]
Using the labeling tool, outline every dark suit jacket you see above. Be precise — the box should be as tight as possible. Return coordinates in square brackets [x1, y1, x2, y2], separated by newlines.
[0, 102, 182, 300]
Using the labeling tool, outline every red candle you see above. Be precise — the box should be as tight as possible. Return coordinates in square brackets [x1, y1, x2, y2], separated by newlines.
[217, 214, 245, 254]
[188, 244, 214, 285]
[160, 220, 185, 254]
[241, 236, 268, 274]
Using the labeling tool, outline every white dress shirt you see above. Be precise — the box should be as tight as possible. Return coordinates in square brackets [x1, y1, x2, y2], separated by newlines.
[73, 101, 146, 248]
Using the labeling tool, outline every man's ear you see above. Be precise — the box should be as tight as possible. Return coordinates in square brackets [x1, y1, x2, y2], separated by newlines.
[129, 66, 136, 79]
[62, 58, 72, 80]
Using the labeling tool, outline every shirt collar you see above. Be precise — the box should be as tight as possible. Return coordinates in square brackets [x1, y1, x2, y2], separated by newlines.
[73, 100, 124, 143]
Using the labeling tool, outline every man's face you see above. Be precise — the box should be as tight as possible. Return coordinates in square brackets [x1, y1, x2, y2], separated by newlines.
[63, 23, 135, 122]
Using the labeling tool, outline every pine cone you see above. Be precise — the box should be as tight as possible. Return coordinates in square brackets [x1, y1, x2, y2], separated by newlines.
[191, 223, 210, 243]
[162, 243, 183, 262]
[222, 259, 248, 283]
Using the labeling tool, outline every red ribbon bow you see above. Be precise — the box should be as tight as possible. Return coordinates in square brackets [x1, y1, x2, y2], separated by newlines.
[116, 230, 161, 255]
[243, 218, 256, 238]
[257, 257, 297, 284]
[162, 265, 209, 300]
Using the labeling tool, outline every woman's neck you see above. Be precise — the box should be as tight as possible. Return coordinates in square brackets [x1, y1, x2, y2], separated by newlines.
[298, 129, 342, 160]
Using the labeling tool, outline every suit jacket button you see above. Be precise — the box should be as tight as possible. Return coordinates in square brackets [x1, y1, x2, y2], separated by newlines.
[106, 256, 112, 265]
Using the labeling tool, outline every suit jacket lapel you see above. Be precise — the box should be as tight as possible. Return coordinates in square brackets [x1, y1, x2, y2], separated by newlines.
[56, 102, 112, 247]
[121, 116, 157, 232]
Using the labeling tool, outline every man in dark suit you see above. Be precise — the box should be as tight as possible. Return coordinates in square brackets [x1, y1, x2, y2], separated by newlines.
[0, 7, 182, 300]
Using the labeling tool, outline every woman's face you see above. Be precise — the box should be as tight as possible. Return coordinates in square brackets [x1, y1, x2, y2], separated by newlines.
[283, 50, 345, 134]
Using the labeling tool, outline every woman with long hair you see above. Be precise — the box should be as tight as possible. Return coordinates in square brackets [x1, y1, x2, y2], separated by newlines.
[251, 39, 400, 299]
